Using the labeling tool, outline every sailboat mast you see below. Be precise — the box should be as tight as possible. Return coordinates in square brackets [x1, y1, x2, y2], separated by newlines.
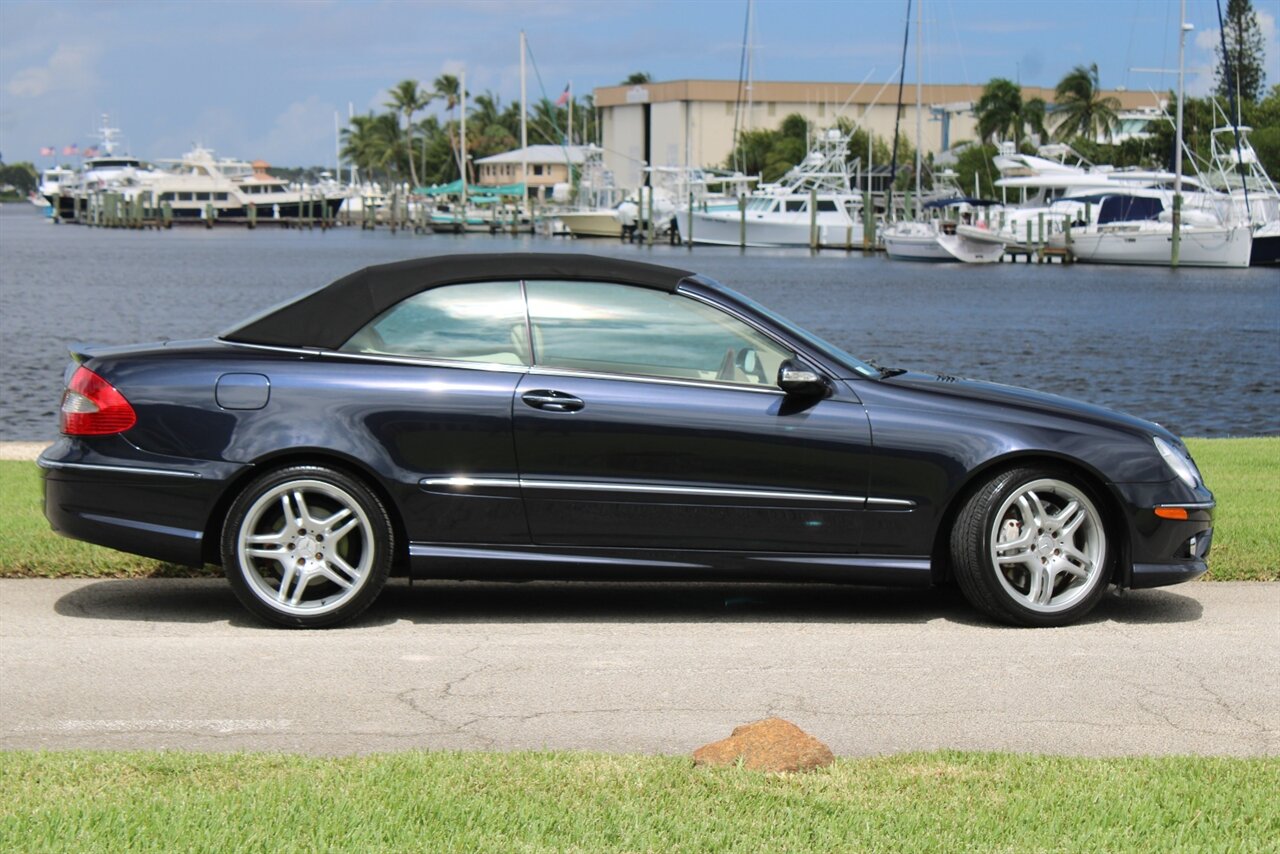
[914, 0, 923, 204]
[1173, 0, 1187, 265]
[461, 69, 468, 203]
[745, 0, 754, 133]
[520, 30, 529, 207]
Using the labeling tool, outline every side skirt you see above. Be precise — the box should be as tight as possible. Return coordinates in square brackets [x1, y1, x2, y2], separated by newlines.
[408, 543, 933, 587]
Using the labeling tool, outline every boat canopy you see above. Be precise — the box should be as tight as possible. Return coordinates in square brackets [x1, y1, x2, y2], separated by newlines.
[1065, 194, 1166, 224]
[415, 181, 527, 198]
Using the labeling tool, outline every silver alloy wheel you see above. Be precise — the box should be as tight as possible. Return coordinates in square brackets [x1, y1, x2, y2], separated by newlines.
[988, 478, 1106, 614]
[235, 478, 375, 617]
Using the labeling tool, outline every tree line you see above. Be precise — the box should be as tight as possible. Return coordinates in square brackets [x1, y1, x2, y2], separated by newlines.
[341, 75, 599, 189]
[722, 0, 1276, 201]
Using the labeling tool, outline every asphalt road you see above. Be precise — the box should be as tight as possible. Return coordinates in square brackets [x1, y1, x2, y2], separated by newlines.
[1, 578, 1276, 757]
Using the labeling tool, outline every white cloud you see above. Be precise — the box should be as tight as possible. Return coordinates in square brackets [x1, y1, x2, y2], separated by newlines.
[254, 96, 341, 166]
[6, 44, 99, 98]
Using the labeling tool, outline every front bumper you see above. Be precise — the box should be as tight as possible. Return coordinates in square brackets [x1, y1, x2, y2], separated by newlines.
[1112, 480, 1215, 589]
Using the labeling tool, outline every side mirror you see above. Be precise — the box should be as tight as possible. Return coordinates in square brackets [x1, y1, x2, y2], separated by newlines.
[777, 359, 828, 396]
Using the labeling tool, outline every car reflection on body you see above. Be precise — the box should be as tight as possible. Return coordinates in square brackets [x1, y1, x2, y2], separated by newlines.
[40, 253, 1214, 628]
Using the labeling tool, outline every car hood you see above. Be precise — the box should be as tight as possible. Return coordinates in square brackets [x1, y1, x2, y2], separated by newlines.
[873, 371, 1179, 442]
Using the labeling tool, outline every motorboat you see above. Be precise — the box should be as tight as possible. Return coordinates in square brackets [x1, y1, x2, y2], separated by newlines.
[1203, 122, 1280, 265]
[556, 146, 628, 238]
[882, 198, 1005, 263]
[673, 127, 864, 247]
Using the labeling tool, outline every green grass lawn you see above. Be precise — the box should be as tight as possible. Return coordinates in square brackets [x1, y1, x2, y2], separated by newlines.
[2, 436, 1275, 580]
[1, 750, 1276, 852]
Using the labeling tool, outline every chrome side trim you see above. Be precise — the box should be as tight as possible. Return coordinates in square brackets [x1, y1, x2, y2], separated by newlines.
[37, 458, 202, 479]
[421, 477, 522, 489]
[420, 476, 916, 507]
[521, 479, 864, 504]
[526, 366, 784, 395]
[1156, 501, 1216, 510]
[866, 497, 917, 508]
[319, 349, 530, 374]
[223, 339, 532, 374]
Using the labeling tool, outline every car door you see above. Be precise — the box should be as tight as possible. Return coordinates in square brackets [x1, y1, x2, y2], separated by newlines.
[332, 280, 531, 545]
[512, 279, 874, 553]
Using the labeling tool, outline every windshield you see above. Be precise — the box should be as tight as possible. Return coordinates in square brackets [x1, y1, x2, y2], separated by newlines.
[701, 281, 879, 378]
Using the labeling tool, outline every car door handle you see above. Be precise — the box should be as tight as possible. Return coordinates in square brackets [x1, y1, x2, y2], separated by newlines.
[521, 390, 584, 412]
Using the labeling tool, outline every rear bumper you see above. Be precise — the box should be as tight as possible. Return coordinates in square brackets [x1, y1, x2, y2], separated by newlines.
[39, 438, 244, 567]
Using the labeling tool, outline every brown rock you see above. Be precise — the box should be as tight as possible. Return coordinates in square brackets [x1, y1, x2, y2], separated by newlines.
[692, 717, 834, 773]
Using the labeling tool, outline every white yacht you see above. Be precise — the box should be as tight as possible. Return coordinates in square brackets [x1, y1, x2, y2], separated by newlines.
[673, 127, 864, 247]
[1204, 123, 1280, 266]
[31, 165, 76, 213]
[144, 148, 347, 221]
[44, 116, 164, 218]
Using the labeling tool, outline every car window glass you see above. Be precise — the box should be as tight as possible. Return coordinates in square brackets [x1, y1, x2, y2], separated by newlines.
[339, 281, 530, 366]
[525, 280, 793, 386]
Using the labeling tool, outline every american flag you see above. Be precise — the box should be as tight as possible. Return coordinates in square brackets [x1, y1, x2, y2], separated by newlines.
[40, 146, 54, 157]
[555, 83, 570, 107]
[63, 144, 78, 156]
[83, 146, 100, 157]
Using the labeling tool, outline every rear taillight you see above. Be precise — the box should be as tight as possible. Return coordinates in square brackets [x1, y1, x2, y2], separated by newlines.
[60, 366, 137, 435]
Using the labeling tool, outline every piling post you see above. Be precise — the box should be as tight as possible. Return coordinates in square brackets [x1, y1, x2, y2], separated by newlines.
[809, 188, 818, 250]
[248, 203, 257, 230]
[862, 192, 873, 251]
[738, 194, 746, 250]
[646, 186, 655, 246]
[52, 192, 62, 224]
[686, 191, 694, 249]
[205, 203, 214, 229]
[1171, 193, 1182, 268]
[162, 202, 173, 229]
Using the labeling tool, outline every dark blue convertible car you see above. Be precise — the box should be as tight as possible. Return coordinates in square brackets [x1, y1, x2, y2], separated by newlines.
[41, 253, 1214, 627]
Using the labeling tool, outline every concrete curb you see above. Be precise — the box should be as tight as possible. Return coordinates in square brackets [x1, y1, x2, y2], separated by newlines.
[0, 442, 51, 461]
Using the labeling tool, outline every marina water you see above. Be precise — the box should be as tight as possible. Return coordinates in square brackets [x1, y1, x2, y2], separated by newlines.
[1, 203, 1276, 441]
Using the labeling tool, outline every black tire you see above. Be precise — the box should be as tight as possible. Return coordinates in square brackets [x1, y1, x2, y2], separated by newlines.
[221, 464, 393, 628]
[950, 466, 1113, 627]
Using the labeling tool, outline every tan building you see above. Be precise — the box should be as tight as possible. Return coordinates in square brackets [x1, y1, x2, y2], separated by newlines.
[475, 145, 587, 200]
[593, 79, 1162, 188]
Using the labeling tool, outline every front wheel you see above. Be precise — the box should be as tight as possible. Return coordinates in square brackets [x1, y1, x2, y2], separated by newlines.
[950, 467, 1112, 627]
[221, 465, 393, 628]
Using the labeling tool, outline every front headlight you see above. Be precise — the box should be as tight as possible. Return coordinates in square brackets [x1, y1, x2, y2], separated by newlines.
[1154, 436, 1202, 489]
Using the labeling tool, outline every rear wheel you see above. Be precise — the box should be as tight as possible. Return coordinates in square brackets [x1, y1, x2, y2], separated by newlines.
[221, 465, 392, 628]
[951, 467, 1111, 627]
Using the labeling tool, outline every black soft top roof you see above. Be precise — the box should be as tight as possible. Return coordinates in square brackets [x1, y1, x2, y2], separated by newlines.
[222, 253, 697, 350]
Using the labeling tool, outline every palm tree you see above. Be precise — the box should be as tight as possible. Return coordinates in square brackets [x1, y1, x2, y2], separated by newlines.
[468, 92, 517, 159]
[622, 72, 652, 85]
[431, 75, 465, 180]
[974, 78, 1046, 146]
[1052, 64, 1121, 142]
[385, 79, 431, 187]
[341, 113, 402, 184]
[433, 74, 460, 112]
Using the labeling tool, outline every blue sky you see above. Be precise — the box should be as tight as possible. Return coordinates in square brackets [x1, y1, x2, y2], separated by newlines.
[2, 0, 1276, 167]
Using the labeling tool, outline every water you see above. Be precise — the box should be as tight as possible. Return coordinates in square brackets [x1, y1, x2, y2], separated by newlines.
[1, 203, 1277, 440]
